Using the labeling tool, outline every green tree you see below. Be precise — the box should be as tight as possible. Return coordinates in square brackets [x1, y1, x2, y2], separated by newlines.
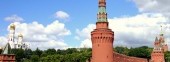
[65, 48, 78, 54]
[11, 49, 25, 62]
[40, 52, 48, 57]
[45, 48, 56, 55]
[165, 51, 170, 62]
[39, 48, 91, 62]
[128, 46, 151, 59]
[114, 46, 129, 55]
[33, 48, 42, 57]
[30, 55, 39, 62]
[23, 58, 31, 62]
[56, 49, 66, 55]
[0, 49, 2, 53]
[24, 49, 33, 59]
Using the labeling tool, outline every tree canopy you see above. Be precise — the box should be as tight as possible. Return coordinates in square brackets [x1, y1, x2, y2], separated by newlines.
[0, 46, 169, 62]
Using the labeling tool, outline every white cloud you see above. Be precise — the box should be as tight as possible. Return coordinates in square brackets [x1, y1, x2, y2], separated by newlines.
[80, 39, 92, 48]
[132, 0, 170, 18]
[75, 24, 95, 48]
[108, 13, 168, 48]
[76, 13, 170, 48]
[0, 37, 8, 48]
[55, 11, 69, 20]
[76, 24, 95, 39]
[0, 20, 71, 50]
[4, 15, 24, 22]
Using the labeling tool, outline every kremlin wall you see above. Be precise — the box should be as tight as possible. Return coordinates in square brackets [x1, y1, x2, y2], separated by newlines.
[90, 0, 168, 62]
[113, 52, 148, 62]
[0, 0, 168, 62]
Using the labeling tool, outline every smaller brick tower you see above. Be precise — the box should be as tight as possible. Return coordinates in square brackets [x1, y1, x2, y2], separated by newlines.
[151, 37, 165, 62]
[151, 27, 167, 62]
[91, 0, 114, 62]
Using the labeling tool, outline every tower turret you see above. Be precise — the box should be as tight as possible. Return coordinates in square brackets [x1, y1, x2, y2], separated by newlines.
[151, 38, 165, 62]
[91, 0, 114, 62]
[151, 48, 164, 62]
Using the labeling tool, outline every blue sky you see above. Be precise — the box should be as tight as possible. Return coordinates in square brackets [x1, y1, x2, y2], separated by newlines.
[0, 0, 170, 50]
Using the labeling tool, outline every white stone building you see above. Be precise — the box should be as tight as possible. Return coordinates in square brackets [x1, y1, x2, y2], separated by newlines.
[8, 23, 29, 50]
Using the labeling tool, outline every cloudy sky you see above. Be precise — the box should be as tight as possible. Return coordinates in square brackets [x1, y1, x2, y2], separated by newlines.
[0, 0, 170, 50]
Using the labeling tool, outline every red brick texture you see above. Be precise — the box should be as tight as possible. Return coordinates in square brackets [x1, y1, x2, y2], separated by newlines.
[113, 52, 148, 62]
[91, 22, 114, 62]
[0, 54, 15, 62]
[151, 50, 165, 62]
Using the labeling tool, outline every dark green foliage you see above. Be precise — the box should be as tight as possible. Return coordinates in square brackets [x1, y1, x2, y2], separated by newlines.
[24, 49, 32, 59]
[39, 48, 91, 62]
[165, 51, 170, 62]
[33, 48, 42, 57]
[11, 48, 91, 62]
[10, 46, 170, 62]
[0, 49, 2, 54]
[11, 48, 25, 62]
[45, 48, 56, 55]
[30, 55, 39, 62]
[115, 46, 152, 59]
[65, 48, 78, 54]
[128, 47, 150, 58]
[114, 46, 129, 55]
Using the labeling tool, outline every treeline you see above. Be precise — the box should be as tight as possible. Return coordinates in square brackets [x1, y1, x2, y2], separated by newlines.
[114, 46, 152, 59]
[10, 48, 92, 62]
[0, 46, 170, 62]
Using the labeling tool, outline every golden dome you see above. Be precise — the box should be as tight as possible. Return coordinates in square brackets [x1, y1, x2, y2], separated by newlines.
[18, 33, 23, 38]
[10, 23, 15, 30]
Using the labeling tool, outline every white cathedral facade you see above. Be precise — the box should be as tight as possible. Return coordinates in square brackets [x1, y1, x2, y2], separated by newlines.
[8, 23, 29, 49]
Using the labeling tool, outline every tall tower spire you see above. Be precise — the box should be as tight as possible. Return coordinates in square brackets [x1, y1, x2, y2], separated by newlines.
[96, 0, 108, 29]
[160, 25, 164, 36]
[8, 23, 16, 49]
[97, 0, 107, 22]
[91, 0, 114, 62]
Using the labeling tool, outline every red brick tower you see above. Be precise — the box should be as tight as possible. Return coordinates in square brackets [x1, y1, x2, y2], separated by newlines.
[151, 37, 165, 62]
[151, 27, 167, 62]
[91, 0, 114, 62]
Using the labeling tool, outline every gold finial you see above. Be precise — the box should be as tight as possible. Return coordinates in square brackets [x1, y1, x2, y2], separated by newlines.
[10, 23, 15, 30]
[18, 33, 23, 38]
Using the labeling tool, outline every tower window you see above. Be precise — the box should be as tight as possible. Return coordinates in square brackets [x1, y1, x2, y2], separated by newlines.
[98, 44, 99, 47]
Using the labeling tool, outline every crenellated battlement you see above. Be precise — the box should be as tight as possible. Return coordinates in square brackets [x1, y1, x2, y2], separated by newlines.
[91, 28, 114, 44]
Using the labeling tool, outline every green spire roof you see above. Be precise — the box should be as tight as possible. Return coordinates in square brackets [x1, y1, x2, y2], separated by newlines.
[97, 0, 107, 22]
[98, 7, 106, 13]
[2, 43, 11, 54]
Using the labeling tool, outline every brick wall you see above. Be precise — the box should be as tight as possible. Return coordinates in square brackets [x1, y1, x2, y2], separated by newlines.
[113, 52, 149, 62]
[0, 54, 15, 62]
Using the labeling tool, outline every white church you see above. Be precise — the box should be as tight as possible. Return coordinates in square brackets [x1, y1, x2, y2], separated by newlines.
[8, 23, 29, 49]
